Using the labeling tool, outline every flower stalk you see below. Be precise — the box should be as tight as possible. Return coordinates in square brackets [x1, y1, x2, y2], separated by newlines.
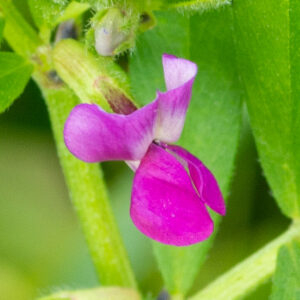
[0, 0, 136, 288]
[189, 221, 300, 300]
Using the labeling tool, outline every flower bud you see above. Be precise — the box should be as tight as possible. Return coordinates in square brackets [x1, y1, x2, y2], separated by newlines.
[93, 8, 135, 56]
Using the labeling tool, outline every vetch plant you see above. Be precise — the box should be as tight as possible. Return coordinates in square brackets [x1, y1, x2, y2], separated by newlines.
[1, 0, 300, 300]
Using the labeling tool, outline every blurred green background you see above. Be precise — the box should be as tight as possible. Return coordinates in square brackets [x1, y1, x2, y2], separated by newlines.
[0, 1, 290, 299]
[0, 77, 289, 299]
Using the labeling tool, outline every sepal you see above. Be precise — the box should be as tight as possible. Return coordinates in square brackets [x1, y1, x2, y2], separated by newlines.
[89, 8, 138, 56]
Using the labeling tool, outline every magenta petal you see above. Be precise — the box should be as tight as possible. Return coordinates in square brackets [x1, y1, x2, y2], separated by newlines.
[130, 144, 214, 246]
[153, 55, 197, 143]
[64, 103, 157, 163]
[162, 54, 198, 91]
[167, 145, 226, 215]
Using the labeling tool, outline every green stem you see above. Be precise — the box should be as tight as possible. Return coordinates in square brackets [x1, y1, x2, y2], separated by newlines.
[189, 222, 300, 300]
[38, 85, 137, 288]
[0, 0, 137, 288]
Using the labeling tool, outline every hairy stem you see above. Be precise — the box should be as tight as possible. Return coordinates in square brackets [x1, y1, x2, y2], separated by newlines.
[39, 85, 137, 287]
[0, 0, 137, 287]
[189, 222, 300, 300]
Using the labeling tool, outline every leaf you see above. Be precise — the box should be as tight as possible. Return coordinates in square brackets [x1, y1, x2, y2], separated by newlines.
[233, 0, 300, 217]
[129, 9, 242, 296]
[28, 0, 70, 28]
[0, 52, 33, 113]
[270, 240, 300, 300]
[56, 1, 90, 24]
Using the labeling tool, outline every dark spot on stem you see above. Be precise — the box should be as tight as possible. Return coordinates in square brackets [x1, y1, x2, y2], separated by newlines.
[94, 76, 137, 115]
[105, 88, 137, 115]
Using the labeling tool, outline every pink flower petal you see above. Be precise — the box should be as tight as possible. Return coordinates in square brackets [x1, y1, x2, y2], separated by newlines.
[64, 103, 157, 162]
[153, 54, 197, 143]
[130, 144, 214, 246]
[162, 54, 198, 91]
[167, 145, 226, 215]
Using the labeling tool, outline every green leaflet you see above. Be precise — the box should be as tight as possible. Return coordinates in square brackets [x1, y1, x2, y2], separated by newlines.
[0, 0, 42, 57]
[55, 2, 90, 24]
[0, 52, 32, 113]
[28, 0, 70, 28]
[28, 0, 89, 36]
[233, 0, 300, 218]
[270, 239, 300, 300]
[129, 9, 242, 296]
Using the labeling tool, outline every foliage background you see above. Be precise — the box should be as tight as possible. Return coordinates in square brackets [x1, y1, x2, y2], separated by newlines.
[0, 0, 291, 299]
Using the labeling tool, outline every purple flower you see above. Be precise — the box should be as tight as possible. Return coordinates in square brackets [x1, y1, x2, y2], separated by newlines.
[64, 54, 225, 246]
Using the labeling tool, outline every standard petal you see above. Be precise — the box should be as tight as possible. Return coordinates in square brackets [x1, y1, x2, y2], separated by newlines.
[64, 103, 157, 163]
[153, 55, 197, 143]
[130, 144, 213, 246]
[167, 145, 226, 215]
